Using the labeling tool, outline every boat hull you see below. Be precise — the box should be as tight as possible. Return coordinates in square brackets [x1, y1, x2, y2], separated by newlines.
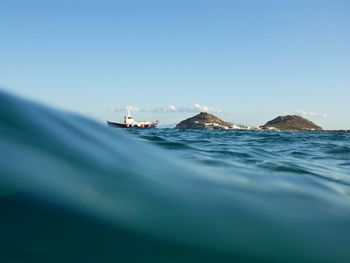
[107, 121, 158, 129]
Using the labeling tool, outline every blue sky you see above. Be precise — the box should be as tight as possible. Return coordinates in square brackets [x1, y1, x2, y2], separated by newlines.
[1, 0, 349, 129]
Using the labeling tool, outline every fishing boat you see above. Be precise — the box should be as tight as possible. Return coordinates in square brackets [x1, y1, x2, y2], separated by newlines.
[107, 110, 159, 129]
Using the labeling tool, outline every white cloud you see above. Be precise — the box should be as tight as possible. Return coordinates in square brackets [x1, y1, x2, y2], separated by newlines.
[166, 104, 177, 112]
[152, 104, 177, 113]
[109, 103, 221, 113]
[126, 105, 140, 112]
[108, 107, 120, 112]
[296, 109, 327, 118]
[179, 103, 222, 113]
[109, 105, 139, 112]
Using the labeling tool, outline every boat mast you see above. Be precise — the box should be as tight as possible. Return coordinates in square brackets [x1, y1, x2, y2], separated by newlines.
[124, 108, 131, 124]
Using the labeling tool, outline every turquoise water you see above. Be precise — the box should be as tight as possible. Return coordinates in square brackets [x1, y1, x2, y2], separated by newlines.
[1, 91, 350, 262]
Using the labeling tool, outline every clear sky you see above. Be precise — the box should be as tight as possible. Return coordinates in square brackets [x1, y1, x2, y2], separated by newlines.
[1, 0, 349, 129]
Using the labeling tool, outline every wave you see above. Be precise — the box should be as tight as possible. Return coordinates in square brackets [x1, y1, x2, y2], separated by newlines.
[1, 90, 350, 262]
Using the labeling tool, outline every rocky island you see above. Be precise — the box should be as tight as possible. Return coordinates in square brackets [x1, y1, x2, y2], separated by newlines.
[175, 113, 324, 131]
[175, 112, 233, 130]
[260, 115, 323, 131]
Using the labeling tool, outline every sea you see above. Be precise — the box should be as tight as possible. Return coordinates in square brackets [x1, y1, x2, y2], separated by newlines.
[1, 90, 350, 263]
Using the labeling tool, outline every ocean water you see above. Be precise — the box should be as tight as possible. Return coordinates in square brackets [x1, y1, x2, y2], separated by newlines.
[1, 91, 350, 263]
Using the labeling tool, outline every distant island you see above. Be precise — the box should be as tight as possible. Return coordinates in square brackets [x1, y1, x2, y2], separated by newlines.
[260, 115, 322, 131]
[175, 112, 232, 130]
[175, 112, 326, 131]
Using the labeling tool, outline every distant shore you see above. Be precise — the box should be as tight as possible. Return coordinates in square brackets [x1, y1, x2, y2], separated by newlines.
[174, 112, 348, 132]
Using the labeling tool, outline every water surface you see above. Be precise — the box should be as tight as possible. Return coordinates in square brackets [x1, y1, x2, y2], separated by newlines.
[1, 91, 350, 262]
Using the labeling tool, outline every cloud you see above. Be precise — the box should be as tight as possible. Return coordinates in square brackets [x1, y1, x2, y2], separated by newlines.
[109, 103, 221, 113]
[126, 105, 140, 112]
[108, 107, 121, 112]
[165, 104, 177, 112]
[179, 103, 222, 113]
[152, 104, 177, 113]
[296, 109, 327, 118]
[109, 105, 139, 112]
